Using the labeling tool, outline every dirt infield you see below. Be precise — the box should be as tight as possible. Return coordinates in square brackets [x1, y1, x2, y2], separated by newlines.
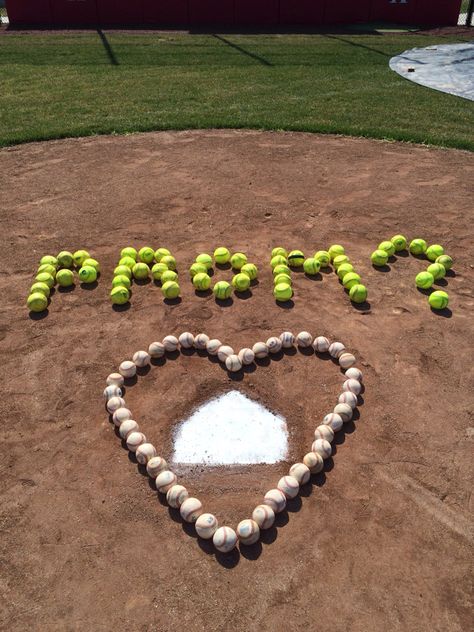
[0, 130, 473, 631]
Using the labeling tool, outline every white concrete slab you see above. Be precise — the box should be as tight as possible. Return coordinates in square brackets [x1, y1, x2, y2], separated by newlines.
[389, 42, 474, 101]
[172, 390, 288, 465]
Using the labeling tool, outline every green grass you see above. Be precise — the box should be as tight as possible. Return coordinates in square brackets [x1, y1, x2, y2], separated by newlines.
[0, 32, 473, 150]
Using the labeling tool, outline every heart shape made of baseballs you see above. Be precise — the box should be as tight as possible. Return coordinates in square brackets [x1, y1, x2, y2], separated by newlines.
[104, 331, 364, 554]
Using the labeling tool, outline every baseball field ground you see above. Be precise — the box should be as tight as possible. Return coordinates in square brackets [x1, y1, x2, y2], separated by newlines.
[0, 22, 473, 632]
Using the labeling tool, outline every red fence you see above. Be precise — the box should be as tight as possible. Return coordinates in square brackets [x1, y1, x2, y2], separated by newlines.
[5, 0, 463, 28]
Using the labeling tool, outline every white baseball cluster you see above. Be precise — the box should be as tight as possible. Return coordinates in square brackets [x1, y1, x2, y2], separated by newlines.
[104, 331, 363, 554]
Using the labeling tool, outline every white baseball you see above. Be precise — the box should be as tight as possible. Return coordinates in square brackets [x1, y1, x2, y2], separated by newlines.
[166, 484, 189, 508]
[155, 470, 177, 493]
[329, 342, 345, 358]
[252, 504, 275, 530]
[339, 352, 356, 369]
[277, 475, 300, 499]
[135, 443, 156, 464]
[217, 345, 234, 362]
[162, 335, 179, 352]
[238, 348, 255, 365]
[334, 403, 353, 422]
[345, 367, 363, 382]
[148, 341, 165, 358]
[206, 339, 222, 355]
[213, 526, 237, 553]
[106, 372, 124, 387]
[252, 342, 269, 359]
[313, 336, 330, 353]
[338, 391, 358, 409]
[322, 413, 343, 432]
[106, 396, 126, 414]
[113, 407, 132, 426]
[132, 350, 151, 367]
[194, 333, 209, 350]
[146, 456, 168, 478]
[180, 497, 203, 523]
[266, 336, 282, 354]
[289, 462, 311, 485]
[225, 354, 242, 372]
[314, 424, 334, 442]
[103, 384, 122, 401]
[195, 513, 218, 539]
[237, 519, 260, 545]
[296, 331, 313, 347]
[126, 431, 147, 453]
[343, 379, 362, 395]
[303, 451, 324, 473]
[119, 419, 139, 440]
[280, 331, 295, 348]
[263, 489, 286, 513]
[312, 439, 332, 459]
[119, 360, 136, 378]
[178, 332, 194, 349]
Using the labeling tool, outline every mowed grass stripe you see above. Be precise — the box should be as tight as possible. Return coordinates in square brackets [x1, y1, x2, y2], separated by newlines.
[0, 33, 472, 150]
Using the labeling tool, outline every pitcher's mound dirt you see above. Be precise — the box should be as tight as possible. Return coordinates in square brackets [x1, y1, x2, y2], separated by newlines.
[0, 130, 473, 632]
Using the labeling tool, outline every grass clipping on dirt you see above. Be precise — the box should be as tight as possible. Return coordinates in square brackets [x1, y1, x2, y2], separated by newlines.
[0, 32, 473, 150]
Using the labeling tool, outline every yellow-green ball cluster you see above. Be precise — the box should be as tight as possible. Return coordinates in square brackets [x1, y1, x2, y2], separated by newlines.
[191, 253, 212, 294]
[70, 249, 98, 286]
[156, 249, 179, 298]
[330, 246, 367, 304]
[111, 247, 136, 304]
[28, 249, 94, 312]
[270, 248, 291, 301]
[110, 273, 131, 304]
[27, 255, 52, 312]
[112, 245, 179, 303]
[412, 241, 453, 309]
[27, 256, 58, 312]
[328, 245, 345, 261]
[390, 235, 407, 252]
[195, 253, 213, 270]
[232, 254, 257, 294]
[314, 250, 331, 268]
[371, 235, 407, 267]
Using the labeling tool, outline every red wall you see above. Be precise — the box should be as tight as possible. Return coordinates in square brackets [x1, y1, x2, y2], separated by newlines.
[188, 0, 234, 26]
[326, 0, 372, 25]
[50, 0, 98, 26]
[279, 1, 325, 26]
[235, 0, 279, 26]
[5, 0, 463, 27]
[97, 0, 143, 26]
[143, 1, 188, 25]
[5, 0, 53, 25]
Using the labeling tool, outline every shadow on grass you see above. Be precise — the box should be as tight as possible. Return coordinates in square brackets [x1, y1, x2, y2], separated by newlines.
[97, 28, 119, 66]
[212, 34, 273, 67]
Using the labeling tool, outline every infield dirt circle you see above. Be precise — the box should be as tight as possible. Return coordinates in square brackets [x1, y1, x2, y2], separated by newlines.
[1, 130, 473, 631]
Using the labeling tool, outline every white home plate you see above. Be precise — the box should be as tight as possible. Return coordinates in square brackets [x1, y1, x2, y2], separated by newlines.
[172, 390, 288, 465]
[389, 43, 474, 102]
